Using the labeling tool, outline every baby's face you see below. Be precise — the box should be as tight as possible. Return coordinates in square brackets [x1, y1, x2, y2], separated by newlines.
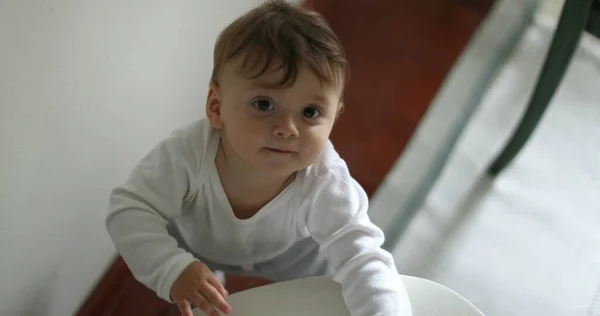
[211, 59, 343, 177]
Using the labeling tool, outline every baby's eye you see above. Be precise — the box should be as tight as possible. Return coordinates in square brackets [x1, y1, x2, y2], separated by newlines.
[252, 99, 275, 112]
[302, 106, 321, 119]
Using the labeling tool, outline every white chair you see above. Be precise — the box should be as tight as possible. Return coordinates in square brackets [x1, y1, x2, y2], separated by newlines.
[192, 275, 484, 316]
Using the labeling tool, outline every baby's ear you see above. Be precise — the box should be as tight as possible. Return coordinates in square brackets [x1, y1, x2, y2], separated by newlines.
[205, 81, 223, 129]
[335, 101, 345, 120]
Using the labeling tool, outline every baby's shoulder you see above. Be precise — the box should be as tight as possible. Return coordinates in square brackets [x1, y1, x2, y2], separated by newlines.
[297, 141, 368, 223]
[147, 118, 217, 179]
[167, 118, 212, 148]
[301, 140, 353, 192]
[157, 118, 216, 159]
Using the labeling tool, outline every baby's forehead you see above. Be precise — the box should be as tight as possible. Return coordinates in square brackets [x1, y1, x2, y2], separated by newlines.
[243, 72, 340, 100]
[227, 61, 338, 91]
[237, 65, 292, 87]
[220, 53, 343, 88]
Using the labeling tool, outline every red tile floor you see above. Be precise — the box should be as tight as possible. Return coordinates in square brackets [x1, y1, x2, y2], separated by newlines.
[76, 0, 495, 315]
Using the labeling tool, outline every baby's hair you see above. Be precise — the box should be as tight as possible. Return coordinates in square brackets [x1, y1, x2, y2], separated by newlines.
[210, 0, 349, 90]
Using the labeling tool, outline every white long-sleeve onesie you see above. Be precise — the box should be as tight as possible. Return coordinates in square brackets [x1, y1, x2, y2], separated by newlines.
[106, 118, 412, 316]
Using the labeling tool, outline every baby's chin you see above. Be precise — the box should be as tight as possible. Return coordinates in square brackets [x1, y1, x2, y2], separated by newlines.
[254, 157, 314, 176]
[256, 160, 303, 175]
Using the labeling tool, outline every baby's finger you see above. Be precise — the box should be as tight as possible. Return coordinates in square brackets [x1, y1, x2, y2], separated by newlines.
[208, 273, 228, 298]
[202, 283, 231, 314]
[190, 291, 218, 316]
[176, 299, 193, 316]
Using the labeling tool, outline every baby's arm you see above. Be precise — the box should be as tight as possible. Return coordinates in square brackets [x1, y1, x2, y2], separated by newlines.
[106, 131, 199, 302]
[305, 162, 412, 316]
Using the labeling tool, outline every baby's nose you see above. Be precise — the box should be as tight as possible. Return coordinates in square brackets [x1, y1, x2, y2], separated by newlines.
[273, 117, 299, 138]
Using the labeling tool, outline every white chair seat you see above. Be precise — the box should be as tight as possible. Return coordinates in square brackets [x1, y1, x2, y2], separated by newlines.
[192, 275, 484, 316]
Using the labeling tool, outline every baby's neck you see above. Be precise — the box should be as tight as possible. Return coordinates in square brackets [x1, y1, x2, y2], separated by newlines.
[225, 164, 293, 193]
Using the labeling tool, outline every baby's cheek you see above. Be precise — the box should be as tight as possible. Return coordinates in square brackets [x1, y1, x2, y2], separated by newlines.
[304, 136, 328, 161]
[237, 130, 263, 150]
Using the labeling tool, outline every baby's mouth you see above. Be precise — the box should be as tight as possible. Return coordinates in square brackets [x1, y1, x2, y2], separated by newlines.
[265, 147, 294, 154]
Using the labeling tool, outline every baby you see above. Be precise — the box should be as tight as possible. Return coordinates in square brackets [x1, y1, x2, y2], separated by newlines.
[105, 1, 411, 316]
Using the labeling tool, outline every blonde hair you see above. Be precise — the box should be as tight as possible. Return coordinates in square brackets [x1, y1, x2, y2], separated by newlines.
[210, 0, 349, 90]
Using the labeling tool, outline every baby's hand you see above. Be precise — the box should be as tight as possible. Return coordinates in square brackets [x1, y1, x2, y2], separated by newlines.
[171, 261, 231, 316]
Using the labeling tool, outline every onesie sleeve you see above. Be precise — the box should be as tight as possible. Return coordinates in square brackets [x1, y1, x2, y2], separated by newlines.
[305, 160, 412, 316]
[105, 127, 202, 302]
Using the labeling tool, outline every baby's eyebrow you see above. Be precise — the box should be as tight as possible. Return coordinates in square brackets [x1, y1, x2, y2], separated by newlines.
[241, 78, 287, 92]
[247, 81, 275, 90]
[306, 95, 327, 103]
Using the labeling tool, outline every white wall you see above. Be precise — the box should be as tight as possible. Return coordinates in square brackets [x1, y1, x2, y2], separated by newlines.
[0, 1, 302, 315]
